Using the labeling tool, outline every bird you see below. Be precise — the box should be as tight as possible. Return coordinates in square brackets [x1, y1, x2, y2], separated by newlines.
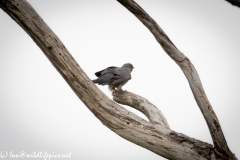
[92, 63, 134, 92]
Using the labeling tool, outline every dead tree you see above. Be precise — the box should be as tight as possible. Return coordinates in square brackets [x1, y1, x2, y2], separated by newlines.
[0, 0, 237, 159]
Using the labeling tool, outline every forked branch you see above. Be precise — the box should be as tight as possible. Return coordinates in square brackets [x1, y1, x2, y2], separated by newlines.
[113, 91, 169, 128]
[117, 0, 237, 159]
[0, 0, 237, 159]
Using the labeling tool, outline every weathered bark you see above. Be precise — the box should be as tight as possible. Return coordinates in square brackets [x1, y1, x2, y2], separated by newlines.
[113, 91, 169, 128]
[116, 0, 237, 159]
[113, 91, 214, 159]
[0, 0, 237, 160]
[225, 0, 240, 7]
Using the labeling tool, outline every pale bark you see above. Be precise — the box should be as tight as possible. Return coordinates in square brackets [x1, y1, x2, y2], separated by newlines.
[0, 0, 237, 160]
[117, 0, 237, 159]
[113, 91, 169, 128]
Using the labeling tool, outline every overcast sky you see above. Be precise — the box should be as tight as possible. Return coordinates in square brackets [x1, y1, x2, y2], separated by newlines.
[1, 0, 240, 160]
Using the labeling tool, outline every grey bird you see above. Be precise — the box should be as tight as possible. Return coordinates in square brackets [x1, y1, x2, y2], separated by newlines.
[92, 63, 134, 92]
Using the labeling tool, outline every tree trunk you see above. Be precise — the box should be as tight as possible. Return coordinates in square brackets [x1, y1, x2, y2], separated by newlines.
[0, 0, 237, 159]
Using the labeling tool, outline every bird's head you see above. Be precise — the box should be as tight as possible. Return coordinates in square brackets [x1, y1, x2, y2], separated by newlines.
[122, 63, 134, 72]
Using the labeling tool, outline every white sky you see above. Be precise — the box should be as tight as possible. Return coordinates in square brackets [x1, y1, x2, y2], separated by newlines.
[0, 0, 240, 159]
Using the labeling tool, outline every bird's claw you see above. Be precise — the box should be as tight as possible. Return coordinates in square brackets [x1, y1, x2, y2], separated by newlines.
[112, 89, 125, 96]
[112, 89, 116, 96]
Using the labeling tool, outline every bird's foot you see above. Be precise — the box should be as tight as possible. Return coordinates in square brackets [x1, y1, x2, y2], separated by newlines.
[112, 89, 117, 96]
[118, 89, 123, 92]
[112, 89, 125, 96]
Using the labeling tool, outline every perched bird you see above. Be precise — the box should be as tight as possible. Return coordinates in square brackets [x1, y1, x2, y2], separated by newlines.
[92, 63, 134, 92]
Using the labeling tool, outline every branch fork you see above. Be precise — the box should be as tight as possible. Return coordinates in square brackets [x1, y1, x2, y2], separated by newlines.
[0, 0, 237, 159]
[113, 90, 169, 128]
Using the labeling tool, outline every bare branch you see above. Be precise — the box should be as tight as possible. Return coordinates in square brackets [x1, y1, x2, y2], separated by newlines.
[113, 91, 169, 128]
[0, 0, 236, 159]
[170, 131, 214, 159]
[0, 1, 207, 159]
[117, 0, 237, 159]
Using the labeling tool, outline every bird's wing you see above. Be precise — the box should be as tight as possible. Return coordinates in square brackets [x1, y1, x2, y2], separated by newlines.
[110, 68, 131, 85]
[95, 66, 117, 77]
[93, 67, 117, 85]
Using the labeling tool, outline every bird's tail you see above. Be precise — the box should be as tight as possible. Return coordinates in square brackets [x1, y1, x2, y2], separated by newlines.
[92, 79, 98, 83]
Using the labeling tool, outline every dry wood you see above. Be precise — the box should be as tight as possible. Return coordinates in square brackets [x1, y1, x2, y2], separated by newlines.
[113, 91, 169, 128]
[0, 0, 237, 159]
[116, 0, 237, 159]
